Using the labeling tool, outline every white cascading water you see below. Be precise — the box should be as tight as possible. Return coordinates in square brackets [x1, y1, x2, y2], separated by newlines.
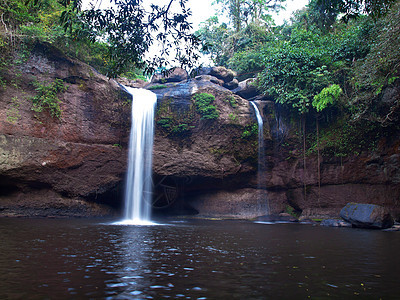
[120, 87, 157, 225]
[250, 101, 268, 214]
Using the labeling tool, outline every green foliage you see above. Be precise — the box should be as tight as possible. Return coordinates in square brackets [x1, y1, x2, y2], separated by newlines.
[0, 0, 199, 79]
[170, 123, 194, 134]
[148, 85, 168, 90]
[285, 205, 300, 218]
[196, 16, 231, 66]
[228, 113, 239, 123]
[213, 0, 284, 32]
[241, 123, 258, 139]
[6, 96, 21, 123]
[224, 95, 237, 108]
[332, 18, 373, 63]
[197, 18, 275, 76]
[157, 117, 194, 134]
[256, 34, 335, 114]
[80, 0, 201, 77]
[312, 84, 343, 112]
[31, 78, 67, 119]
[349, 2, 400, 125]
[157, 117, 172, 128]
[309, 0, 397, 22]
[307, 119, 384, 157]
[192, 93, 219, 120]
[156, 99, 196, 136]
[0, 76, 6, 90]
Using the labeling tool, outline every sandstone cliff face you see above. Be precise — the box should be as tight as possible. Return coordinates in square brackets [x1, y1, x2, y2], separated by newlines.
[0, 42, 131, 217]
[1, 44, 399, 220]
[148, 78, 400, 220]
[151, 79, 258, 178]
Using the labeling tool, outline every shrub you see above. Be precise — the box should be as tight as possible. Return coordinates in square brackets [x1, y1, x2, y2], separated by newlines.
[192, 93, 219, 120]
[31, 78, 67, 119]
[148, 84, 168, 90]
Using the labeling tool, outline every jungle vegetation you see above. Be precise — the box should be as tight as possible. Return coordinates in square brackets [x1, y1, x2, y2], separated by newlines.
[0, 0, 399, 157]
[197, 0, 400, 157]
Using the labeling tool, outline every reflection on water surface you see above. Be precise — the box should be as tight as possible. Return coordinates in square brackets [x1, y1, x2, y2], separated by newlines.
[0, 218, 399, 299]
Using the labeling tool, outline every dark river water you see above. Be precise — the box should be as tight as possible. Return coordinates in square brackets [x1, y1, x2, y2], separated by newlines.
[0, 218, 399, 299]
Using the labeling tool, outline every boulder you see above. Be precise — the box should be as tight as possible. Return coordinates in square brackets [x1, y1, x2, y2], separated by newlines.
[233, 78, 260, 99]
[340, 203, 394, 229]
[117, 77, 148, 88]
[194, 75, 224, 86]
[150, 78, 257, 179]
[197, 66, 237, 83]
[223, 78, 239, 90]
[151, 67, 189, 84]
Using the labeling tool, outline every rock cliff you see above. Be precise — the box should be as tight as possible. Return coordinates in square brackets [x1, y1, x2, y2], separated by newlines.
[0, 42, 131, 217]
[1, 44, 399, 220]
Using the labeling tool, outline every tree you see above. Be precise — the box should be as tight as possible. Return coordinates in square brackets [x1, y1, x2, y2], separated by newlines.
[311, 0, 397, 21]
[214, 0, 284, 32]
[62, 0, 201, 77]
[195, 16, 232, 65]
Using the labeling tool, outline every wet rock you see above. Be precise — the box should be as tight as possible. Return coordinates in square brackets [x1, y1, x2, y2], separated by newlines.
[198, 66, 237, 83]
[256, 213, 299, 223]
[233, 78, 259, 99]
[117, 77, 148, 88]
[194, 75, 224, 86]
[382, 225, 400, 231]
[151, 67, 189, 84]
[188, 189, 269, 219]
[320, 219, 352, 227]
[223, 78, 239, 90]
[340, 203, 394, 229]
[151, 78, 256, 179]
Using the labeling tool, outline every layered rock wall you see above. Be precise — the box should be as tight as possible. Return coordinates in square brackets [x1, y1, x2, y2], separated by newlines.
[1, 47, 399, 220]
[0, 42, 131, 217]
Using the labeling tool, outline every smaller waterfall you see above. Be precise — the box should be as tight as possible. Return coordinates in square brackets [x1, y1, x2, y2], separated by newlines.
[120, 87, 157, 225]
[250, 101, 268, 214]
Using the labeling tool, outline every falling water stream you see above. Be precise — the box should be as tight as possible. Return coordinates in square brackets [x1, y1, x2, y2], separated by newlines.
[250, 101, 268, 214]
[119, 87, 157, 225]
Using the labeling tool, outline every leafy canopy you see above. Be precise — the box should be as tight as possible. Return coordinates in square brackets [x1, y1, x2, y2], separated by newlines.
[77, 0, 202, 77]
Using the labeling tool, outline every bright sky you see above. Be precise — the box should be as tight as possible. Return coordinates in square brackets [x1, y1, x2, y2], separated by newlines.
[83, 0, 310, 29]
[81, 0, 309, 68]
[186, 0, 309, 28]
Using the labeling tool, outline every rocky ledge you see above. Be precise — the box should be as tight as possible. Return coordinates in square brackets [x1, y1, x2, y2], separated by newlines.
[1, 43, 399, 220]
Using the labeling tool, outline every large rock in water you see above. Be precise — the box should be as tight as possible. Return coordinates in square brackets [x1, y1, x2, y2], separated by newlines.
[340, 203, 394, 229]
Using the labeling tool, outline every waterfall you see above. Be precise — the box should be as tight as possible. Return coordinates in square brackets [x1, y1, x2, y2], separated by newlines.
[121, 87, 157, 225]
[250, 101, 268, 214]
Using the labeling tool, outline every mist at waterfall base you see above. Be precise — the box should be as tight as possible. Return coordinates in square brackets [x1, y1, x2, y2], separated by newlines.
[116, 87, 157, 226]
[1, 218, 399, 299]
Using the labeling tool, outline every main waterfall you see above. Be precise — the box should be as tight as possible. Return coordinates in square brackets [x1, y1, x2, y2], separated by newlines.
[250, 101, 268, 214]
[121, 87, 157, 225]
